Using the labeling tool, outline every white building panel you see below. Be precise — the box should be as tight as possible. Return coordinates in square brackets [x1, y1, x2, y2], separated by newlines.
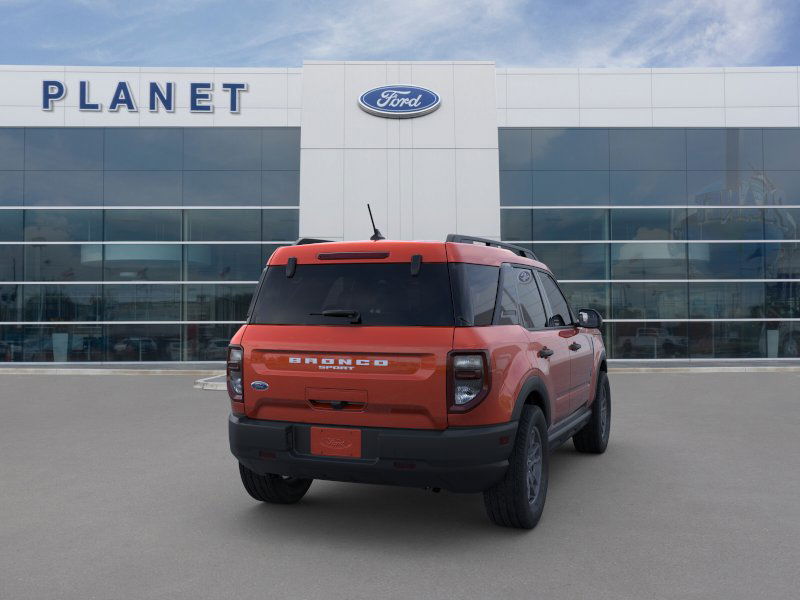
[652, 72, 725, 107]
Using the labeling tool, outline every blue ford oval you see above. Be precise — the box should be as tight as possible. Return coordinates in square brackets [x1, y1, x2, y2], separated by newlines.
[358, 85, 440, 118]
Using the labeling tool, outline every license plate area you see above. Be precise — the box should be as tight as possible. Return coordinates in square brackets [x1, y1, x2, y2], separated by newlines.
[310, 426, 362, 458]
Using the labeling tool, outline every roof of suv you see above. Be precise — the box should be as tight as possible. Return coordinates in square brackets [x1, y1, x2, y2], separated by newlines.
[268, 239, 550, 271]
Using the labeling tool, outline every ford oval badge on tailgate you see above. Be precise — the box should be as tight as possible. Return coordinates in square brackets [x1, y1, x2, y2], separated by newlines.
[250, 381, 269, 390]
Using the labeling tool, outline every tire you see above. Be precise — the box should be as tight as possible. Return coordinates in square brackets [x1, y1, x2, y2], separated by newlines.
[483, 405, 549, 529]
[238, 463, 312, 504]
[573, 371, 611, 454]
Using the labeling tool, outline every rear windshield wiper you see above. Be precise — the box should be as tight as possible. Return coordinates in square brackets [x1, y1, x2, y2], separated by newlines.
[309, 309, 362, 324]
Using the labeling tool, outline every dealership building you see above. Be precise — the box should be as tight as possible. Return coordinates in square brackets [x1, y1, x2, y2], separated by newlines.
[0, 61, 799, 362]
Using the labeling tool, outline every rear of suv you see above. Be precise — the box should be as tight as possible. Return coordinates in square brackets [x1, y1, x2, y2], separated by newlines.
[228, 235, 610, 529]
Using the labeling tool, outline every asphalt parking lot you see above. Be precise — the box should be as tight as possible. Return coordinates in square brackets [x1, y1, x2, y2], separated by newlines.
[1, 372, 799, 600]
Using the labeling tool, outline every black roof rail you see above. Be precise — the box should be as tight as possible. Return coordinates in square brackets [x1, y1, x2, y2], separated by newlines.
[295, 237, 334, 245]
[445, 234, 538, 261]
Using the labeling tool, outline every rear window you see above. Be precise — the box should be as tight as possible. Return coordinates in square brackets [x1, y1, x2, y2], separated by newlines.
[250, 263, 454, 326]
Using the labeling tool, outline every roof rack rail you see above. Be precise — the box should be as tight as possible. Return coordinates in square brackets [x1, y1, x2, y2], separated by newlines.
[445, 234, 538, 261]
[295, 237, 334, 245]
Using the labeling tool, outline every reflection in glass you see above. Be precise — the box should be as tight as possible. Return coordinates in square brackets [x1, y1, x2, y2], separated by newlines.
[611, 171, 686, 205]
[766, 282, 800, 318]
[25, 128, 103, 170]
[0, 129, 24, 170]
[611, 208, 687, 240]
[0, 246, 23, 281]
[104, 285, 181, 320]
[612, 282, 687, 319]
[533, 171, 609, 205]
[104, 128, 182, 170]
[185, 323, 242, 361]
[185, 284, 255, 321]
[0, 209, 22, 241]
[689, 243, 764, 279]
[610, 129, 685, 170]
[184, 209, 260, 241]
[765, 242, 800, 278]
[262, 171, 300, 206]
[105, 210, 181, 241]
[104, 171, 182, 206]
[0, 170, 23, 205]
[530, 244, 608, 280]
[262, 128, 301, 170]
[687, 208, 764, 240]
[103, 245, 181, 281]
[24, 244, 102, 281]
[612, 321, 688, 359]
[611, 243, 687, 279]
[774, 322, 800, 357]
[688, 282, 764, 319]
[560, 283, 609, 318]
[23, 285, 101, 321]
[183, 128, 261, 170]
[686, 129, 763, 171]
[687, 170, 774, 205]
[185, 244, 263, 281]
[22, 325, 104, 362]
[24, 210, 102, 242]
[500, 171, 533, 206]
[0, 285, 20, 321]
[262, 209, 299, 241]
[499, 129, 532, 170]
[182, 171, 260, 206]
[106, 324, 181, 361]
[24, 171, 103, 206]
[689, 322, 765, 358]
[0, 326, 23, 361]
[533, 129, 609, 170]
[763, 129, 800, 170]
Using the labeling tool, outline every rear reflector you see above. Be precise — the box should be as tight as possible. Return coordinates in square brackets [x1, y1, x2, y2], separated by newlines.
[318, 252, 390, 260]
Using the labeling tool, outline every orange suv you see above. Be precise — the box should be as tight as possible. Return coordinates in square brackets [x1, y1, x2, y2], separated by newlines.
[227, 235, 610, 529]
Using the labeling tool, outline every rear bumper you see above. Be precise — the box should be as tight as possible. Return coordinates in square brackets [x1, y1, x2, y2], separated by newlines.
[229, 414, 517, 493]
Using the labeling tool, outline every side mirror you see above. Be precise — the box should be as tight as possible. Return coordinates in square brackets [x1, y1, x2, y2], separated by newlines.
[577, 308, 603, 329]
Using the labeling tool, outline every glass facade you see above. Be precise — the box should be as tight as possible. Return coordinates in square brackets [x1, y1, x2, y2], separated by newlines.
[500, 128, 800, 359]
[0, 127, 299, 362]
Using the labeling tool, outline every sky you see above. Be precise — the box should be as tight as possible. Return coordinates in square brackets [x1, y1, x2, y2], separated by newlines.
[0, 0, 798, 68]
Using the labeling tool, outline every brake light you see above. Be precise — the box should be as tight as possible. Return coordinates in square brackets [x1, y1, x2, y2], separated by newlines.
[227, 345, 243, 401]
[448, 351, 490, 412]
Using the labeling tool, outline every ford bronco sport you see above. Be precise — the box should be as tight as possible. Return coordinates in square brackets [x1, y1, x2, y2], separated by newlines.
[228, 234, 610, 529]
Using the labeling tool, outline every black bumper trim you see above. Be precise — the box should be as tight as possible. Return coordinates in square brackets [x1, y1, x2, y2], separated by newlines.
[229, 415, 518, 493]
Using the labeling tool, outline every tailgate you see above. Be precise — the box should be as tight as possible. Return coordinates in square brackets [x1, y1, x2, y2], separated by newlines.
[242, 325, 453, 430]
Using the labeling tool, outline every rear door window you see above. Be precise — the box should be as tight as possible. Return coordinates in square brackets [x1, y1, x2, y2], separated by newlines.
[249, 262, 454, 326]
[515, 268, 547, 329]
[539, 272, 573, 327]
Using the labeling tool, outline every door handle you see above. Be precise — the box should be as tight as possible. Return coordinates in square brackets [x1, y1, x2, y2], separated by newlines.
[538, 347, 554, 358]
[568, 342, 582, 351]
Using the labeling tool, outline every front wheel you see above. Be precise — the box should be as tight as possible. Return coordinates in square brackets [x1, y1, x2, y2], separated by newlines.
[573, 371, 611, 454]
[483, 405, 549, 529]
[238, 463, 312, 504]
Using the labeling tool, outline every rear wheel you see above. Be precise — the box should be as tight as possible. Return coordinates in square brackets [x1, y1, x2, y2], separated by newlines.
[238, 463, 312, 504]
[573, 371, 611, 454]
[483, 405, 549, 529]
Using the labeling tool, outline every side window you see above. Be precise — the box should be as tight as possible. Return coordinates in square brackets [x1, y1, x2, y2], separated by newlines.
[515, 268, 547, 329]
[539, 272, 572, 327]
[495, 265, 519, 326]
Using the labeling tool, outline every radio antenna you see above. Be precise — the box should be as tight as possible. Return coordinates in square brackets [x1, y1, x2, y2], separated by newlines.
[367, 204, 385, 241]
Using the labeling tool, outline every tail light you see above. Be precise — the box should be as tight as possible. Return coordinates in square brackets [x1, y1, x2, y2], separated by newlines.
[447, 351, 490, 412]
[227, 345, 244, 401]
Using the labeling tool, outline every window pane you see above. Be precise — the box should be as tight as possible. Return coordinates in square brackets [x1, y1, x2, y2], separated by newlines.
[104, 285, 181, 320]
[611, 208, 687, 240]
[22, 324, 104, 362]
[104, 171, 182, 206]
[183, 171, 260, 206]
[0, 246, 23, 281]
[688, 282, 764, 318]
[0, 170, 23, 205]
[774, 323, 800, 357]
[448, 263, 499, 327]
[262, 209, 299, 241]
[25, 171, 103, 206]
[24, 245, 102, 281]
[262, 170, 299, 206]
[686, 129, 763, 171]
[185, 284, 255, 321]
[533, 171, 609, 206]
[0, 129, 24, 170]
[611, 171, 687, 205]
[183, 128, 260, 170]
[689, 243, 764, 279]
[689, 322, 765, 358]
[185, 323, 240, 361]
[765, 242, 800, 278]
[185, 244, 263, 281]
[25, 128, 103, 170]
[24, 210, 102, 242]
[560, 282, 609, 319]
[610, 129, 685, 170]
[499, 171, 532, 206]
[533, 129, 609, 170]
[530, 243, 608, 280]
[539, 272, 571, 326]
[262, 128, 300, 170]
[0, 285, 21, 321]
[764, 129, 800, 170]
[104, 128, 182, 170]
[105, 209, 181, 241]
[611, 282, 687, 320]
[526, 209, 607, 241]
[687, 207, 764, 240]
[495, 265, 519, 326]
[766, 282, 800, 317]
[499, 129, 532, 170]
[612, 321, 688, 359]
[611, 243, 687, 279]
[22, 285, 101, 321]
[763, 208, 800, 240]
[687, 170, 770, 205]
[103, 245, 181, 281]
[0, 209, 22, 241]
[764, 170, 800, 204]
[184, 209, 260, 241]
[515, 269, 547, 329]
[106, 324, 181, 361]
[0, 325, 24, 361]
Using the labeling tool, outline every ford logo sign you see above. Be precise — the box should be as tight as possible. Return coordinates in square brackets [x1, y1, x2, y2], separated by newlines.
[358, 85, 440, 118]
